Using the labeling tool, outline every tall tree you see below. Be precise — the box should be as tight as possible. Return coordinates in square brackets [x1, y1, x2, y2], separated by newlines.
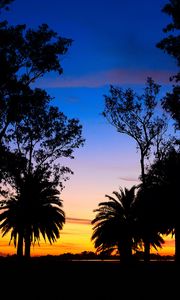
[0, 0, 85, 257]
[157, 0, 180, 130]
[0, 89, 84, 257]
[0, 5, 72, 187]
[142, 148, 180, 263]
[0, 22, 72, 143]
[102, 77, 168, 262]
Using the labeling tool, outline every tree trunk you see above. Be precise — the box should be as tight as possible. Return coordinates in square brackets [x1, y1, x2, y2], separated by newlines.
[140, 153, 151, 263]
[25, 229, 31, 259]
[140, 155, 145, 186]
[144, 239, 150, 263]
[17, 231, 23, 258]
[119, 239, 132, 264]
[175, 223, 180, 264]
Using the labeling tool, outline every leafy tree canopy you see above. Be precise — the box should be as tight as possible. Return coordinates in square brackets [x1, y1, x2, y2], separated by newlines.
[103, 77, 169, 173]
[0, 0, 14, 12]
[157, 0, 180, 130]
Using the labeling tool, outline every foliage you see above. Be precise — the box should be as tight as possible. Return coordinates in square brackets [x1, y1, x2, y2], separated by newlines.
[157, 0, 180, 67]
[92, 186, 138, 261]
[0, 21, 72, 143]
[92, 185, 165, 262]
[0, 0, 84, 257]
[143, 148, 180, 235]
[103, 77, 168, 182]
[0, 0, 14, 12]
[0, 167, 65, 253]
[157, 0, 180, 130]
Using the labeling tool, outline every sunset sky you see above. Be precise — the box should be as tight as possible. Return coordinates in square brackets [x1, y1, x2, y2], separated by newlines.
[0, 0, 177, 256]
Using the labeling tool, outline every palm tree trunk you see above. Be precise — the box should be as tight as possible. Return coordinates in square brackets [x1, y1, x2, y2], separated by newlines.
[144, 239, 150, 263]
[25, 238, 31, 258]
[17, 231, 23, 257]
[119, 239, 132, 264]
[25, 228, 31, 259]
[175, 224, 180, 264]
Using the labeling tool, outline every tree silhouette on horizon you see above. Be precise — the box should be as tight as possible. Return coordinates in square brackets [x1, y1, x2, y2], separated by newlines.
[141, 148, 180, 263]
[0, 167, 65, 258]
[92, 186, 139, 263]
[0, 0, 85, 257]
[92, 185, 164, 263]
[102, 77, 168, 262]
[155, 0, 180, 263]
[157, 0, 180, 130]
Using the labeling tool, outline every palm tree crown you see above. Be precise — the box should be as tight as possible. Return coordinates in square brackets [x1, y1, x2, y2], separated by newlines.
[0, 168, 65, 257]
[91, 186, 137, 262]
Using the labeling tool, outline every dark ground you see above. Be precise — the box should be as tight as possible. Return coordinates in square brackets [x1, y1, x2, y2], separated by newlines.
[0, 256, 177, 299]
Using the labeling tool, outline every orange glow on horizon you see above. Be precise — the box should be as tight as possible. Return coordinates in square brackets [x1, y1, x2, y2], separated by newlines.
[0, 219, 94, 257]
[0, 219, 175, 257]
[151, 235, 175, 257]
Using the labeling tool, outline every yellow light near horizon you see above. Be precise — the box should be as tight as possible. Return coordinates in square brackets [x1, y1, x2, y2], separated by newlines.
[151, 234, 175, 257]
[0, 222, 175, 257]
[0, 220, 94, 257]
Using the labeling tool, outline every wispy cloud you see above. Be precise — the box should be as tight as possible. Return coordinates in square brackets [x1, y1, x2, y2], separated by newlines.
[66, 217, 91, 225]
[38, 68, 174, 88]
[118, 176, 140, 182]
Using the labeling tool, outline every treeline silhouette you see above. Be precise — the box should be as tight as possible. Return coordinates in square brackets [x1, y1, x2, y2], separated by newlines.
[0, 0, 179, 266]
[0, 0, 84, 258]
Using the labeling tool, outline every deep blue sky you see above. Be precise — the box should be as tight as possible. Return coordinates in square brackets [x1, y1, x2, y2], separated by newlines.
[1, 0, 178, 221]
[2, 0, 177, 76]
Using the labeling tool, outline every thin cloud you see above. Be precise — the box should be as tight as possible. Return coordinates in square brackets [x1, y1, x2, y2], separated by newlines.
[118, 176, 140, 182]
[66, 217, 91, 225]
[38, 68, 174, 88]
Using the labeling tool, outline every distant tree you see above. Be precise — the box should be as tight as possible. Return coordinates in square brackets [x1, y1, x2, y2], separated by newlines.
[102, 77, 168, 262]
[157, 0, 180, 130]
[92, 186, 138, 263]
[0, 166, 65, 258]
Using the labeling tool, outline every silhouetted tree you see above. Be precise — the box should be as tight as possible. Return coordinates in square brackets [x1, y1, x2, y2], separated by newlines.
[0, 89, 84, 257]
[0, 3, 72, 188]
[0, 0, 72, 181]
[0, 22, 72, 143]
[92, 186, 138, 263]
[157, 0, 180, 130]
[135, 185, 165, 257]
[0, 0, 84, 257]
[92, 186, 164, 263]
[142, 148, 180, 263]
[0, 0, 14, 12]
[102, 77, 168, 262]
[0, 167, 65, 258]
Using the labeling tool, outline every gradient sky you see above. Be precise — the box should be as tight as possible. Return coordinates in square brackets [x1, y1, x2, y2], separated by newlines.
[0, 0, 177, 256]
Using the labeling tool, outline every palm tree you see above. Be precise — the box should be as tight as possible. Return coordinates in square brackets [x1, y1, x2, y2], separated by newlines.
[0, 168, 65, 258]
[91, 186, 138, 263]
